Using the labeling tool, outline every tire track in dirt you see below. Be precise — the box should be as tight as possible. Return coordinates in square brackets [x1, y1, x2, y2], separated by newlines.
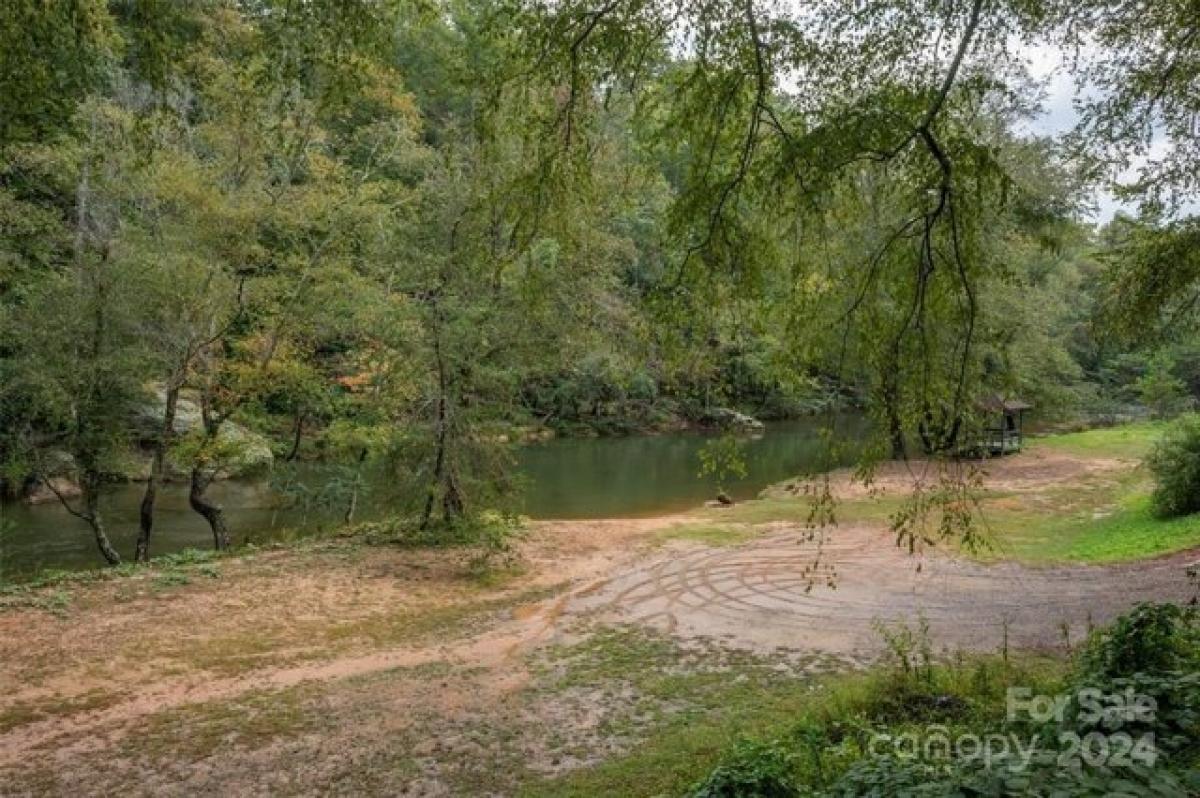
[568, 526, 1198, 656]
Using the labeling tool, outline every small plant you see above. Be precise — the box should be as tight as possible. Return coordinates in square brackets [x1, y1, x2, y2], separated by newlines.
[1078, 601, 1198, 679]
[689, 738, 798, 798]
[873, 613, 934, 686]
[1146, 413, 1200, 518]
[356, 509, 525, 575]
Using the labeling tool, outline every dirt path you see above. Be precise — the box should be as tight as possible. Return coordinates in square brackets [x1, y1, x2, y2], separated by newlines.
[0, 448, 1195, 795]
[569, 525, 1197, 657]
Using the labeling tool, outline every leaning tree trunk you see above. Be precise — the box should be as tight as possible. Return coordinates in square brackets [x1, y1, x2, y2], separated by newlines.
[420, 399, 448, 531]
[82, 471, 122, 566]
[189, 465, 230, 550]
[136, 384, 180, 562]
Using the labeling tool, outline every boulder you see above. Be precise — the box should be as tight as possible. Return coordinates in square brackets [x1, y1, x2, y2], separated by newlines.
[24, 476, 82, 505]
[700, 407, 765, 433]
[133, 389, 204, 439]
[212, 422, 274, 478]
[136, 389, 273, 479]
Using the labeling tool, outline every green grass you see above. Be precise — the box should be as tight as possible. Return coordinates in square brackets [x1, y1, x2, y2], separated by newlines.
[0, 689, 126, 734]
[521, 629, 840, 797]
[653, 522, 760, 547]
[683, 422, 1200, 565]
[1031, 421, 1164, 459]
[120, 683, 321, 763]
[696, 495, 905, 527]
[522, 627, 1066, 797]
[982, 488, 1200, 563]
[977, 421, 1200, 562]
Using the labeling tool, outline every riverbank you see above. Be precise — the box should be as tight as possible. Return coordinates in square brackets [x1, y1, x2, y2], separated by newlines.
[1, 426, 1196, 795]
[0, 415, 868, 579]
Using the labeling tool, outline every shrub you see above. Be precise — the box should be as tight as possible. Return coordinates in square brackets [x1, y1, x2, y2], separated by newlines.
[355, 510, 525, 574]
[690, 739, 799, 798]
[1079, 602, 1199, 679]
[1146, 414, 1200, 518]
[689, 604, 1200, 798]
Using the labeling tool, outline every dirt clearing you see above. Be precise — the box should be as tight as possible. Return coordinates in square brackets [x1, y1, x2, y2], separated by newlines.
[0, 448, 1194, 795]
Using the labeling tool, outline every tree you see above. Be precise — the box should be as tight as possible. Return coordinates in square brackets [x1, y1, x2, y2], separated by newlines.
[0, 99, 158, 565]
[1056, 1, 1200, 334]
[502, 0, 1067, 459]
[1136, 351, 1191, 420]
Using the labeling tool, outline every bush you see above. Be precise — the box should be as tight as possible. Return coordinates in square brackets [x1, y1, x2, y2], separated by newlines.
[354, 510, 525, 573]
[688, 604, 1200, 798]
[1146, 414, 1200, 518]
[1079, 602, 1199, 679]
[690, 739, 799, 798]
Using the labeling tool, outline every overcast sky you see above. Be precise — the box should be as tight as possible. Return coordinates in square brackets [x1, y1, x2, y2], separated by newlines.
[1019, 43, 1196, 224]
[1019, 43, 1124, 222]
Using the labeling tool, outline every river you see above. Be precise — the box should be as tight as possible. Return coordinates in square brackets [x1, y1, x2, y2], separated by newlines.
[0, 416, 868, 578]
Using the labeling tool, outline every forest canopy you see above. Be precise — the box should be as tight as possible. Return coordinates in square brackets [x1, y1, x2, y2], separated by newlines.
[1, 0, 1198, 565]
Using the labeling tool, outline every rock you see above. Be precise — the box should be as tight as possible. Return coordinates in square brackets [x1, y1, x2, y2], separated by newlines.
[700, 407, 765, 433]
[716, 492, 734, 506]
[212, 422, 274, 478]
[135, 389, 273, 479]
[24, 476, 82, 505]
[133, 389, 203, 439]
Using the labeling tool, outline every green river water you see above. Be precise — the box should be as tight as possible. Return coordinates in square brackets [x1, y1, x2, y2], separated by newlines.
[0, 416, 868, 578]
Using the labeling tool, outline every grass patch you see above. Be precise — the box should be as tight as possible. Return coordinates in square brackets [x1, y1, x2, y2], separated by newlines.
[963, 462, 1200, 564]
[0, 688, 125, 734]
[981, 489, 1200, 563]
[654, 522, 759, 547]
[697, 495, 905, 527]
[691, 422, 1199, 565]
[523, 628, 839, 797]
[146, 582, 568, 677]
[1032, 421, 1163, 459]
[124, 684, 320, 764]
[0, 546, 232, 613]
[324, 582, 565, 648]
[523, 627, 1065, 798]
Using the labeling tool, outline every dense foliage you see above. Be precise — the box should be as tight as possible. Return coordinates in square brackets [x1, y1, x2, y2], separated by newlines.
[690, 603, 1200, 797]
[1147, 414, 1200, 519]
[1, 0, 1198, 566]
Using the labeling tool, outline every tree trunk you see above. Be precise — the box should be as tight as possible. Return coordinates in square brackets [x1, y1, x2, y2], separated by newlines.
[189, 466, 230, 550]
[286, 409, 305, 462]
[83, 471, 121, 566]
[136, 384, 180, 562]
[882, 381, 907, 460]
[421, 321, 450, 532]
[344, 448, 368, 525]
[442, 473, 464, 523]
[919, 409, 936, 456]
[420, 392, 448, 531]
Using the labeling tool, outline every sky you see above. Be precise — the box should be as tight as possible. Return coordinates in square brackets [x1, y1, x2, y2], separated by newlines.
[1019, 43, 1198, 224]
[1019, 43, 1123, 222]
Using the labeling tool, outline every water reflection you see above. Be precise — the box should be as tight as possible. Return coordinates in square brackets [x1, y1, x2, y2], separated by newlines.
[0, 416, 867, 577]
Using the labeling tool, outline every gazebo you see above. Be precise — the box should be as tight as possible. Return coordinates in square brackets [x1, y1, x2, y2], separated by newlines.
[978, 395, 1033, 455]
